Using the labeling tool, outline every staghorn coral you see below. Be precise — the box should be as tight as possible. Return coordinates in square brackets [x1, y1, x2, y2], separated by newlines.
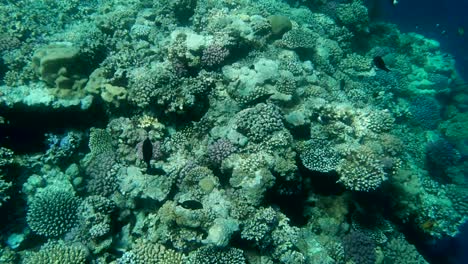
[88, 128, 113, 155]
[445, 184, 468, 216]
[44, 131, 83, 164]
[201, 42, 230, 69]
[27, 190, 80, 237]
[76, 195, 116, 240]
[363, 109, 395, 133]
[0, 147, 14, 167]
[336, 0, 370, 32]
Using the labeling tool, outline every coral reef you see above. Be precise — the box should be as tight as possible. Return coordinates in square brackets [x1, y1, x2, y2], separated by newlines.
[0, 0, 466, 263]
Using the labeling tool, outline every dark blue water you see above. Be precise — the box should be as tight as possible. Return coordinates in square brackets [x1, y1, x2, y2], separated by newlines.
[371, 0, 468, 81]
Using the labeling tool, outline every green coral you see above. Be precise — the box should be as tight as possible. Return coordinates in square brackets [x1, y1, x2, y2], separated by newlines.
[235, 103, 284, 143]
[336, 0, 369, 32]
[383, 236, 428, 264]
[279, 28, 317, 49]
[0, 176, 11, 206]
[27, 190, 80, 237]
[119, 239, 184, 264]
[23, 241, 88, 264]
[440, 112, 468, 142]
[0, 147, 14, 167]
[88, 128, 113, 155]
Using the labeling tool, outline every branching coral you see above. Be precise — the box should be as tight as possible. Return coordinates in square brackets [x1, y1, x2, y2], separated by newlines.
[241, 207, 278, 243]
[207, 138, 237, 166]
[187, 246, 246, 264]
[383, 235, 428, 264]
[0, 173, 11, 206]
[342, 230, 376, 264]
[235, 103, 284, 143]
[85, 152, 119, 197]
[27, 190, 80, 237]
[337, 151, 387, 192]
[23, 241, 88, 264]
[300, 140, 340, 173]
[118, 239, 184, 264]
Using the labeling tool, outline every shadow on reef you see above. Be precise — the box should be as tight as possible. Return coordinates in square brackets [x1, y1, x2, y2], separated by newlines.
[264, 164, 347, 228]
[0, 101, 107, 154]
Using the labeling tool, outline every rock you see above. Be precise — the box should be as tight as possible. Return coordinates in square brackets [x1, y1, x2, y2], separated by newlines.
[32, 43, 88, 90]
[268, 15, 292, 37]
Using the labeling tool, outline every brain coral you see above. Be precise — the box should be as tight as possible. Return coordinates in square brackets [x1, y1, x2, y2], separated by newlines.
[27, 190, 80, 237]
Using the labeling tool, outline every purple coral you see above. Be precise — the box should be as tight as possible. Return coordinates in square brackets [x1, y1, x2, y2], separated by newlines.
[342, 231, 376, 264]
[201, 43, 230, 68]
[207, 138, 237, 165]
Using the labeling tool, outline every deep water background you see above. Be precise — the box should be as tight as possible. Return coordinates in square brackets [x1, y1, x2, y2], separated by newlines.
[369, 0, 468, 81]
[367, 1, 468, 263]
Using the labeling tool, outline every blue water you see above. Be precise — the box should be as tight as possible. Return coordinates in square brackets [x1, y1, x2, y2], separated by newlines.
[374, 0, 468, 80]
[373, 1, 468, 263]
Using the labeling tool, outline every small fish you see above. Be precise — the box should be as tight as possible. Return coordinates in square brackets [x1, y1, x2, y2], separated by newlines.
[458, 27, 465, 36]
[142, 137, 153, 169]
[373, 56, 390, 72]
[180, 200, 203, 210]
